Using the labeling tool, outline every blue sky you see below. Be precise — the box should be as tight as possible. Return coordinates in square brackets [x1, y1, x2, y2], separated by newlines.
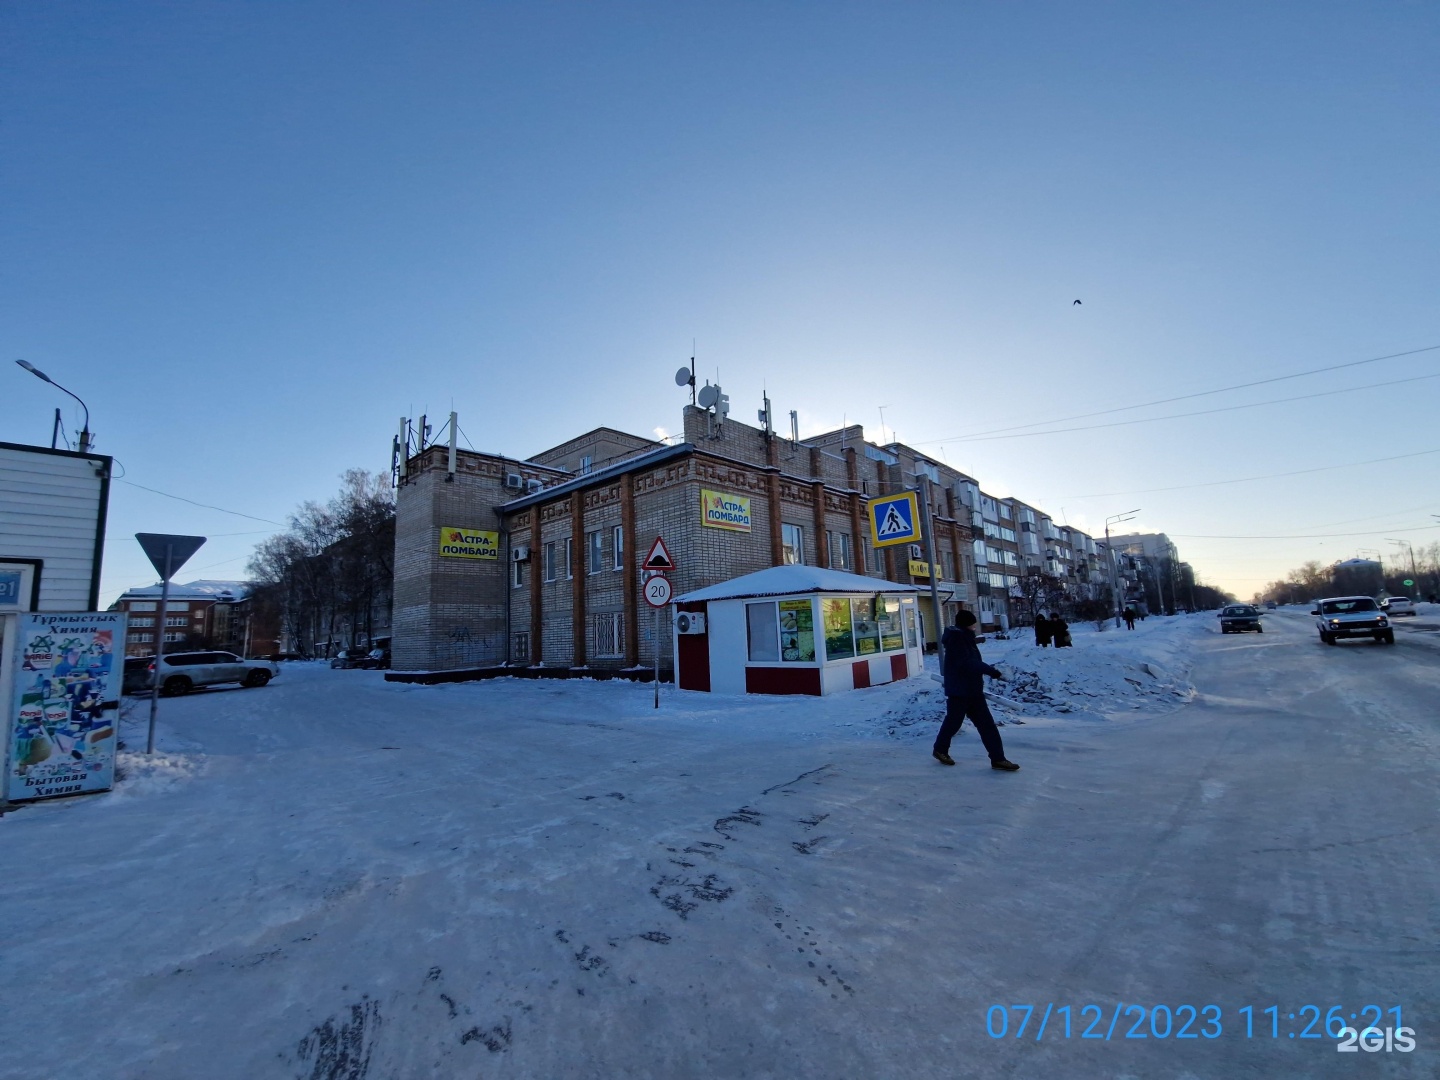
[4, 2, 1437, 603]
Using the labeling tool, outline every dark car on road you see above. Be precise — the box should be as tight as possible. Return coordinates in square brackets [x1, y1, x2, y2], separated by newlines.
[123, 655, 155, 695]
[1218, 604, 1264, 633]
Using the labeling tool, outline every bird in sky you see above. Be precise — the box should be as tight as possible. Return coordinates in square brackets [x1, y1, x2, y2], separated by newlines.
[1073, 299, 1082, 305]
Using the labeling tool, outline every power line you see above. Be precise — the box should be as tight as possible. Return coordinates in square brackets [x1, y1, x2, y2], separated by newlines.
[1057, 447, 1440, 499]
[914, 342, 1440, 444]
[925, 370, 1440, 444]
[117, 478, 285, 525]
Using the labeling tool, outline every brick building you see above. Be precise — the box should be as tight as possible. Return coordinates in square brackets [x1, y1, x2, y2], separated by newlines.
[109, 580, 279, 658]
[389, 394, 1165, 674]
[392, 406, 987, 674]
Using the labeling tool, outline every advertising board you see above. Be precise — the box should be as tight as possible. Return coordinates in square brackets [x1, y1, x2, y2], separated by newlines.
[438, 526, 499, 560]
[5, 611, 126, 801]
[701, 489, 752, 532]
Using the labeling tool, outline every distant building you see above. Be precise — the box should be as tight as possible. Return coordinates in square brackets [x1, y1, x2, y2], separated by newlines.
[109, 579, 278, 657]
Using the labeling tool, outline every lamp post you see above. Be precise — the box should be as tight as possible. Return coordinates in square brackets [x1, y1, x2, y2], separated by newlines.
[1384, 538, 1419, 593]
[16, 360, 91, 453]
[1104, 510, 1140, 627]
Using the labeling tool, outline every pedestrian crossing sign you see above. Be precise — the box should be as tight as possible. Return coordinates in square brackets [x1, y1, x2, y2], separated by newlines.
[868, 492, 921, 548]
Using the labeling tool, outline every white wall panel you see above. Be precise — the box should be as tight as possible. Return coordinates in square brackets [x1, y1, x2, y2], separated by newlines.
[0, 444, 109, 611]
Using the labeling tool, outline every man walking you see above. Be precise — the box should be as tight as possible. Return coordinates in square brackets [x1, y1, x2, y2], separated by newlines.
[933, 610, 1020, 772]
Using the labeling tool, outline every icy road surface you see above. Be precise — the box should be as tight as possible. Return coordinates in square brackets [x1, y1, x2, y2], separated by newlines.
[1, 611, 1436, 1079]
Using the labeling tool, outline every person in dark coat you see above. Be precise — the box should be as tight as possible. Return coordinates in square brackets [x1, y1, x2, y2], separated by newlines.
[1123, 607, 1137, 630]
[933, 610, 1020, 771]
[1050, 613, 1072, 648]
[1034, 613, 1053, 647]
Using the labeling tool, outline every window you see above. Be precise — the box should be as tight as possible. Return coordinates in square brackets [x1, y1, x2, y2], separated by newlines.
[878, 597, 904, 652]
[129, 601, 156, 612]
[165, 616, 188, 627]
[587, 530, 603, 575]
[822, 598, 854, 659]
[1004, 551, 1018, 567]
[746, 602, 780, 661]
[593, 612, 624, 658]
[129, 616, 155, 627]
[612, 525, 624, 570]
[512, 632, 530, 662]
[851, 598, 880, 655]
[872, 544, 887, 573]
[544, 541, 558, 582]
[512, 558, 524, 588]
[827, 531, 852, 571]
[580, 454, 593, 474]
[781, 524, 804, 565]
[565, 537, 573, 579]
[132, 632, 153, 643]
[163, 632, 186, 643]
[1000, 527, 1017, 543]
[999, 502, 1012, 519]
[942, 551, 957, 580]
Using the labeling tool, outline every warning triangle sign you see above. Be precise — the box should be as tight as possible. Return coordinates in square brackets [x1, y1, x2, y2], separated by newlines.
[642, 536, 674, 571]
[877, 503, 910, 538]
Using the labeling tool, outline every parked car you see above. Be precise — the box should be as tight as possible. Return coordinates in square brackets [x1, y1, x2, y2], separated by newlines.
[122, 655, 156, 695]
[1264, 600, 1277, 610]
[152, 651, 281, 695]
[1380, 596, 1417, 617]
[1218, 604, 1264, 633]
[330, 648, 368, 669]
[1311, 596, 1393, 645]
[360, 647, 391, 670]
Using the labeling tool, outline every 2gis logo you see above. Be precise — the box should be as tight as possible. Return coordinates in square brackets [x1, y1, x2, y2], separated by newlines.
[1336, 1025, 1416, 1053]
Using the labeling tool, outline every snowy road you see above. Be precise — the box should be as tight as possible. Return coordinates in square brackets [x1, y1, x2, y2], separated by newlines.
[1, 612, 1436, 1079]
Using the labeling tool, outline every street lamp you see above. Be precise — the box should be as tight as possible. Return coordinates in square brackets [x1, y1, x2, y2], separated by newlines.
[16, 359, 91, 452]
[1105, 509, 1140, 628]
[1384, 538, 1419, 590]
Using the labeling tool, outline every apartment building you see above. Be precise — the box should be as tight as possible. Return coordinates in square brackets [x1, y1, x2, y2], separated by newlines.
[390, 392, 1187, 673]
[109, 580, 277, 657]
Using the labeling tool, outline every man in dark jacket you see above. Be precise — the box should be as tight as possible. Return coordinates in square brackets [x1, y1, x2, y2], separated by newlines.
[933, 610, 1020, 771]
[1034, 614, 1053, 647]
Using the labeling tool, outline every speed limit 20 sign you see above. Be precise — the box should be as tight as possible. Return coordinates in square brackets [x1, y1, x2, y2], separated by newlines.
[643, 575, 672, 607]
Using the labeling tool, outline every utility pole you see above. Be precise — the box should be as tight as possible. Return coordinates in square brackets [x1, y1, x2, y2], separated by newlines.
[915, 475, 945, 669]
[1104, 510, 1140, 627]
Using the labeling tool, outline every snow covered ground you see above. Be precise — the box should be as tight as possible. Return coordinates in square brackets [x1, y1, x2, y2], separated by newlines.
[2, 611, 1436, 1079]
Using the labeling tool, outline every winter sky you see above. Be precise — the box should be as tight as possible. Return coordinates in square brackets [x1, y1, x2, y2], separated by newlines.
[3, 2, 1437, 603]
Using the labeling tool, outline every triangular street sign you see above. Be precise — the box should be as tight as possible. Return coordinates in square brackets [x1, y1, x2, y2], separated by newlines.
[135, 533, 207, 581]
[642, 535, 674, 571]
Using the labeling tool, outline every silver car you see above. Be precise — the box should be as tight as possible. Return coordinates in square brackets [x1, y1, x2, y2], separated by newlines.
[1311, 597, 1394, 646]
[151, 651, 281, 695]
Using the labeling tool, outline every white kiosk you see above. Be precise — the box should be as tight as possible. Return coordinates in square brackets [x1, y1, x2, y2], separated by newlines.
[673, 566, 926, 696]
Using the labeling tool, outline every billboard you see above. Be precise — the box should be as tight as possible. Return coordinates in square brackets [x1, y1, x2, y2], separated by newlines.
[701, 489, 752, 532]
[5, 611, 126, 801]
[439, 526, 499, 560]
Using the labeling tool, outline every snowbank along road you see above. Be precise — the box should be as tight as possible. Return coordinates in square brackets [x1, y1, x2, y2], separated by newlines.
[0, 611, 1435, 1079]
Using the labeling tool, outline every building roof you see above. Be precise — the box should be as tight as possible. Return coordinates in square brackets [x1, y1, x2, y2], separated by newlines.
[116, 579, 251, 602]
[676, 565, 921, 603]
[499, 442, 694, 511]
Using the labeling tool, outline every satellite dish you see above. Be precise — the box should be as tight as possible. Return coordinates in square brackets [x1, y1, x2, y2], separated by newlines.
[697, 384, 719, 409]
[675, 366, 692, 387]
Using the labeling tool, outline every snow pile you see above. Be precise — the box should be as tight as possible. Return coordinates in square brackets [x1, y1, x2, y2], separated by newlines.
[869, 614, 1206, 738]
[111, 749, 206, 797]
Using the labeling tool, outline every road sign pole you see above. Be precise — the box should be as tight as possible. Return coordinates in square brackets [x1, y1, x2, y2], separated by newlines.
[146, 545, 173, 754]
[654, 606, 661, 709]
[915, 482, 945, 671]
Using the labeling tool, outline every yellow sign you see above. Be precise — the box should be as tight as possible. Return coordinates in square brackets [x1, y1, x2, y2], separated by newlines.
[908, 559, 941, 579]
[439, 526, 499, 560]
[701, 489, 752, 532]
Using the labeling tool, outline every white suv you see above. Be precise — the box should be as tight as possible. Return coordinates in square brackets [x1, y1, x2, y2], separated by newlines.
[151, 651, 281, 695]
[1311, 597, 1394, 646]
[1381, 596, 1417, 617]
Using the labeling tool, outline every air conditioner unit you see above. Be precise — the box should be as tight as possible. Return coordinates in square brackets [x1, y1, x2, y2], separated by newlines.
[908, 544, 923, 560]
[675, 612, 707, 635]
[511, 546, 530, 563]
[525, 478, 544, 493]
[504, 473, 524, 490]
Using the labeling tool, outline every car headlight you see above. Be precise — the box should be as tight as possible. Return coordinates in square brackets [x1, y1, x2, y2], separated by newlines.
[1378, 616, 1388, 626]
[1329, 619, 1341, 627]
